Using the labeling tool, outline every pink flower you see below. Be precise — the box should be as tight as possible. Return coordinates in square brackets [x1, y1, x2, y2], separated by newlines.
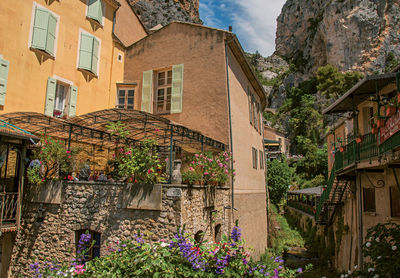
[148, 169, 153, 174]
[204, 171, 209, 175]
[155, 128, 160, 132]
[119, 148, 123, 153]
[165, 158, 168, 162]
[74, 264, 86, 274]
[225, 170, 229, 174]
[195, 154, 199, 158]
[112, 154, 116, 158]
[66, 150, 71, 154]
[189, 167, 194, 171]
[192, 161, 195, 165]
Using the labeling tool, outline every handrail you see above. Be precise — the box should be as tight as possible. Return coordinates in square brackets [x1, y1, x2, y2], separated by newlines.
[316, 130, 400, 221]
[0, 192, 18, 227]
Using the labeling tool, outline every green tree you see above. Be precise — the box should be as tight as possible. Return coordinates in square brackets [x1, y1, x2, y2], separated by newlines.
[267, 159, 294, 205]
[316, 64, 362, 99]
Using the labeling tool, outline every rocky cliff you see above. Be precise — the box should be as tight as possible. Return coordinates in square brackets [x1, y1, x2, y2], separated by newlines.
[128, 0, 202, 30]
[276, 0, 400, 75]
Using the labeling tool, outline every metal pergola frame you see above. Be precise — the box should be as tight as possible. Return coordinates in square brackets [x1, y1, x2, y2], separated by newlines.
[0, 109, 227, 181]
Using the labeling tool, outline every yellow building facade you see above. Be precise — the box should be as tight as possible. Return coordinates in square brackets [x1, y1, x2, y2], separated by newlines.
[0, 0, 146, 118]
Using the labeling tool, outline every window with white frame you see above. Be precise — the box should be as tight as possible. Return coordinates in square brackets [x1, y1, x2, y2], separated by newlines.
[117, 88, 134, 109]
[78, 31, 100, 76]
[155, 69, 172, 114]
[30, 4, 58, 57]
[45, 77, 78, 118]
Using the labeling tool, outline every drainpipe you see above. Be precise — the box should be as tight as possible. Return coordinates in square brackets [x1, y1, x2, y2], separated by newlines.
[224, 41, 235, 219]
[357, 170, 364, 268]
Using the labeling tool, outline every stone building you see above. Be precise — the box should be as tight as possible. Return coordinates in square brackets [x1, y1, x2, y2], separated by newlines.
[318, 67, 400, 271]
[123, 22, 269, 256]
[263, 122, 290, 160]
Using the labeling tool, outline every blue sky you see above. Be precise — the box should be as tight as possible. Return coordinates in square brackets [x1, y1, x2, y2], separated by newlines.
[199, 0, 287, 57]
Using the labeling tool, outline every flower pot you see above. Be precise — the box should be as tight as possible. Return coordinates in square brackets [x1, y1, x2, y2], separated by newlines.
[355, 137, 363, 144]
[372, 127, 379, 135]
[339, 146, 345, 153]
[386, 106, 396, 117]
[377, 118, 385, 128]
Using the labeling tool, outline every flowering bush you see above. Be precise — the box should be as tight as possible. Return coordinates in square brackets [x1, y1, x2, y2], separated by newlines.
[182, 151, 235, 185]
[27, 134, 81, 185]
[29, 225, 305, 277]
[110, 139, 166, 184]
[29, 231, 94, 277]
[343, 222, 400, 278]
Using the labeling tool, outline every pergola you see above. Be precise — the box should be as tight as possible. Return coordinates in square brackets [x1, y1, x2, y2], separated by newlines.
[0, 109, 227, 179]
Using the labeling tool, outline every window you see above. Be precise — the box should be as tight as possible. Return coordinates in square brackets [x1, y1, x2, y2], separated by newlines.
[0, 57, 9, 106]
[75, 230, 101, 263]
[259, 150, 264, 169]
[45, 77, 78, 118]
[141, 64, 184, 114]
[155, 70, 172, 114]
[214, 224, 222, 243]
[30, 5, 58, 56]
[362, 107, 374, 134]
[78, 32, 100, 76]
[117, 88, 134, 109]
[86, 0, 104, 25]
[363, 187, 376, 212]
[252, 147, 258, 169]
[390, 186, 400, 218]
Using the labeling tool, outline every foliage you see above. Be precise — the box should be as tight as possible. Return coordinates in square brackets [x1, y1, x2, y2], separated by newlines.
[105, 121, 130, 139]
[267, 204, 305, 255]
[316, 64, 363, 99]
[182, 151, 235, 185]
[27, 134, 81, 185]
[267, 158, 294, 205]
[112, 139, 166, 184]
[294, 140, 328, 183]
[29, 225, 305, 278]
[385, 52, 399, 72]
[344, 222, 400, 278]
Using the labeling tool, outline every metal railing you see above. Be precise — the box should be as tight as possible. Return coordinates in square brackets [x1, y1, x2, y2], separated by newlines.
[316, 130, 400, 220]
[0, 192, 18, 227]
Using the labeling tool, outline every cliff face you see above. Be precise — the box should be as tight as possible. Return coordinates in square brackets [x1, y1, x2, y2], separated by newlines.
[276, 0, 400, 74]
[128, 0, 202, 30]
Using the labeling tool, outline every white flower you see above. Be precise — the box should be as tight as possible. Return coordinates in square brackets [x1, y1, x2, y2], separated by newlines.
[368, 267, 375, 272]
[341, 275, 344, 278]
[366, 242, 372, 247]
[345, 274, 348, 278]
[392, 245, 397, 251]
[354, 265, 358, 269]
[348, 270, 352, 274]
[69, 267, 74, 273]
[373, 275, 379, 278]
[160, 242, 168, 247]
[377, 256, 382, 259]
[375, 237, 380, 242]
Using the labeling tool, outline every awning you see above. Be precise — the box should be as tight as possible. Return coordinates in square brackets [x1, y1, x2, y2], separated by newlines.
[0, 109, 226, 153]
[0, 119, 37, 141]
[323, 72, 398, 114]
[288, 186, 323, 196]
[264, 139, 280, 144]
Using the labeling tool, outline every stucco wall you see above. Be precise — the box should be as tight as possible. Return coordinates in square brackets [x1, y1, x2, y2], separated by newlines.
[114, 0, 147, 47]
[9, 182, 230, 277]
[0, 0, 133, 116]
[124, 23, 229, 144]
[227, 46, 268, 256]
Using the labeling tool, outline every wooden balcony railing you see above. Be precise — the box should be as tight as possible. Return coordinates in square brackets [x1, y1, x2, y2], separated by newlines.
[0, 192, 18, 229]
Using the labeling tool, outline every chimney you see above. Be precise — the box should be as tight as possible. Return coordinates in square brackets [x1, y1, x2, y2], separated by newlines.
[229, 26, 232, 32]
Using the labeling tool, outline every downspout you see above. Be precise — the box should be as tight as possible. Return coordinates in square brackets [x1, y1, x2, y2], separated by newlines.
[108, 6, 120, 108]
[357, 170, 363, 268]
[263, 127, 270, 247]
[224, 40, 235, 217]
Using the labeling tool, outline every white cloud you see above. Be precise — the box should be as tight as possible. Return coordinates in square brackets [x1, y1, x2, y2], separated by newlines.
[200, 0, 286, 57]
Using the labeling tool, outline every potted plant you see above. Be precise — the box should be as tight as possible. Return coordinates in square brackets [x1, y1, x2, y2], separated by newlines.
[386, 98, 397, 117]
[355, 135, 364, 144]
[339, 146, 346, 152]
[372, 126, 379, 134]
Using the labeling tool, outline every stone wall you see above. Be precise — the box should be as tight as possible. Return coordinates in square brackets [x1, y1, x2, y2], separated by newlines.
[9, 182, 230, 277]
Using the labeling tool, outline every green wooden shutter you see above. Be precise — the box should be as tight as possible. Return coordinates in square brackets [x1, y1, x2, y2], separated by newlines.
[31, 7, 49, 51]
[46, 13, 57, 56]
[79, 33, 94, 71]
[91, 38, 99, 75]
[171, 64, 184, 113]
[0, 58, 10, 106]
[68, 85, 78, 117]
[44, 77, 57, 116]
[87, 0, 102, 23]
[141, 70, 153, 113]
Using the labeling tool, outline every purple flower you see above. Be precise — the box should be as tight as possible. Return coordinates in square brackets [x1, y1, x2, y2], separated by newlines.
[297, 267, 303, 273]
[231, 226, 241, 242]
